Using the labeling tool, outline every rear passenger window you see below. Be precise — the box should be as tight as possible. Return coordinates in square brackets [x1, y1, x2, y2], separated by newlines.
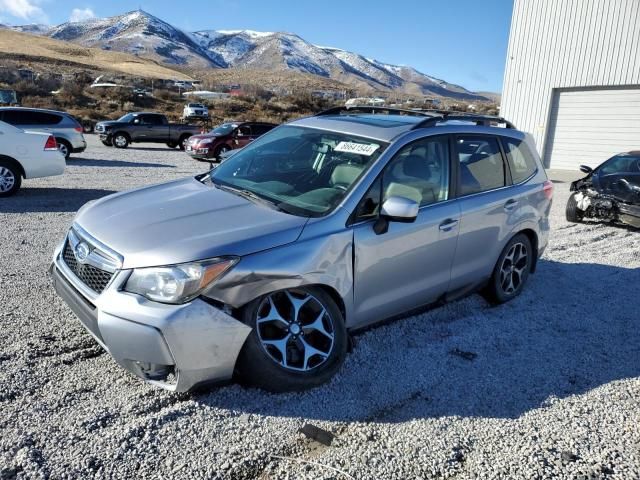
[2, 110, 61, 125]
[252, 125, 273, 136]
[503, 138, 538, 184]
[455, 136, 505, 196]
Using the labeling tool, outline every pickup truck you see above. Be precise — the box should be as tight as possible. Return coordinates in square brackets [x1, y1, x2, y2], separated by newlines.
[95, 112, 201, 149]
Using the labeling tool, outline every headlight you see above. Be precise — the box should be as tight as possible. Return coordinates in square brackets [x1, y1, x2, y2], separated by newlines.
[125, 257, 238, 304]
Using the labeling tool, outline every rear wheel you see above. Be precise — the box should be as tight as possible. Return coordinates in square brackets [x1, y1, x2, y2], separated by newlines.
[0, 160, 21, 197]
[113, 133, 129, 149]
[483, 233, 532, 304]
[566, 192, 584, 222]
[56, 139, 71, 160]
[178, 135, 191, 151]
[236, 287, 347, 392]
[166, 141, 178, 149]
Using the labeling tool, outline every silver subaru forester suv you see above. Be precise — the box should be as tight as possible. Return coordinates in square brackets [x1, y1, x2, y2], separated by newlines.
[51, 107, 553, 392]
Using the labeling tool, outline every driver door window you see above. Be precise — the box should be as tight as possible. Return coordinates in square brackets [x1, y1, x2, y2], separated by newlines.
[353, 135, 450, 222]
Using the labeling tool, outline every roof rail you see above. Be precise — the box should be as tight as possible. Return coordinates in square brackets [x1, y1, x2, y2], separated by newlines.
[411, 113, 516, 130]
[316, 105, 436, 118]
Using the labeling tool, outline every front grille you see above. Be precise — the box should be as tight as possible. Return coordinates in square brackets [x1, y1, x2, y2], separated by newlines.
[62, 242, 113, 294]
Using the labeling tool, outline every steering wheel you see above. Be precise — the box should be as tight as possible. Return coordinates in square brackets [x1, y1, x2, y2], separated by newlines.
[334, 184, 348, 191]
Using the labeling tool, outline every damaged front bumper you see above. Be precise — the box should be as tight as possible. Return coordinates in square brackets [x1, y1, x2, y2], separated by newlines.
[50, 241, 251, 392]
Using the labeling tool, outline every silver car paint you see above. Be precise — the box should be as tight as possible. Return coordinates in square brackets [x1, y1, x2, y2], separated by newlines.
[52, 118, 551, 391]
[73, 177, 309, 269]
[0, 107, 87, 152]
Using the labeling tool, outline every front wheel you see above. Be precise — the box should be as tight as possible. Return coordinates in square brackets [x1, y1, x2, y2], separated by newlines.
[235, 287, 347, 392]
[483, 233, 532, 304]
[101, 139, 113, 147]
[113, 133, 129, 149]
[0, 160, 22, 197]
[566, 192, 584, 223]
[214, 145, 230, 160]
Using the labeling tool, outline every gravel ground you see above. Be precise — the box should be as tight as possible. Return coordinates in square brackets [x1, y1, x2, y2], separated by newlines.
[1, 136, 639, 479]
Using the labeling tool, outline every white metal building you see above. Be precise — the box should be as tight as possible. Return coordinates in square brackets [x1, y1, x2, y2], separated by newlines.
[501, 0, 640, 170]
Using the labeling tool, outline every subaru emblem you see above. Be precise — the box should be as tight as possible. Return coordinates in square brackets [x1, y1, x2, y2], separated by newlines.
[74, 242, 91, 263]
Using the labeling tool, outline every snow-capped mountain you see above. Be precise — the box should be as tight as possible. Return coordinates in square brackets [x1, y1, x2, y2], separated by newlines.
[12, 10, 489, 100]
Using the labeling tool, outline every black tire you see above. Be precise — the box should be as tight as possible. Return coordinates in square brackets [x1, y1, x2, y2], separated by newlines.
[56, 139, 72, 160]
[113, 133, 129, 149]
[178, 135, 191, 151]
[566, 192, 584, 223]
[483, 233, 533, 305]
[166, 142, 178, 149]
[235, 286, 348, 392]
[214, 144, 231, 160]
[101, 140, 113, 147]
[0, 159, 22, 197]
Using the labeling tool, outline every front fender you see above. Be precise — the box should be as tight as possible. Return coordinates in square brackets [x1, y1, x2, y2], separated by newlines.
[206, 228, 354, 326]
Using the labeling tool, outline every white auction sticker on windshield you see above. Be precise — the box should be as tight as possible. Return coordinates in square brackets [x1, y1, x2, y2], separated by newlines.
[334, 141, 380, 156]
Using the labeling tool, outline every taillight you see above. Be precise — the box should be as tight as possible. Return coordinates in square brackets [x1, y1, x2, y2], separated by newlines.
[44, 135, 58, 151]
[74, 126, 83, 133]
[543, 180, 553, 199]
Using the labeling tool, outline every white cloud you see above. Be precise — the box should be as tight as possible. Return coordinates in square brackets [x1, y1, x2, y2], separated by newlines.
[69, 7, 95, 22]
[0, 0, 48, 23]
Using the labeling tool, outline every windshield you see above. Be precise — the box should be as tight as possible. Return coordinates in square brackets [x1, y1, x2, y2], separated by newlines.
[189, 104, 204, 108]
[210, 125, 388, 217]
[117, 113, 135, 123]
[211, 123, 238, 135]
[599, 154, 640, 175]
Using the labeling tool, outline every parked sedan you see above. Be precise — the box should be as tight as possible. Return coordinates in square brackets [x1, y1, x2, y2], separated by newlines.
[185, 121, 277, 161]
[0, 120, 65, 196]
[0, 107, 87, 159]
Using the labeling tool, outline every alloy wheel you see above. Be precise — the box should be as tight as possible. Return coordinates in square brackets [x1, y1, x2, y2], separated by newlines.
[114, 135, 127, 147]
[58, 143, 69, 158]
[0, 167, 16, 193]
[256, 290, 335, 372]
[499, 242, 528, 295]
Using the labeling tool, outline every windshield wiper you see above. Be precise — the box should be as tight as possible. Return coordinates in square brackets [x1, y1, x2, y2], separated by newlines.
[216, 184, 288, 213]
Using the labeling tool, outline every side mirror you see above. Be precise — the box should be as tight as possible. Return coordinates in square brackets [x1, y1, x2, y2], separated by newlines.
[579, 165, 593, 174]
[373, 196, 419, 235]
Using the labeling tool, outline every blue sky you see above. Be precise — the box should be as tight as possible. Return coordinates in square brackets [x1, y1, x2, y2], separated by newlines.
[0, 0, 514, 92]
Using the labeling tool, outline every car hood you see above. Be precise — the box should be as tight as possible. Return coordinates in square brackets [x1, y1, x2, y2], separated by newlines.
[189, 133, 223, 142]
[74, 177, 308, 269]
[97, 121, 127, 128]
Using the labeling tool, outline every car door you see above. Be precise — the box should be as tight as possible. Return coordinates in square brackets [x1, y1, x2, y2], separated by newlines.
[351, 135, 461, 327]
[594, 155, 640, 203]
[138, 114, 167, 142]
[234, 125, 254, 149]
[448, 134, 517, 292]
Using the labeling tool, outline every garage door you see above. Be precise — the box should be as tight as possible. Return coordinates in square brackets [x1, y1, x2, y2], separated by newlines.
[544, 87, 640, 170]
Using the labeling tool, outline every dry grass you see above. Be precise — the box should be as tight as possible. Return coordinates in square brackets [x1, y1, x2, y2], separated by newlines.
[0, 30, 192, 80]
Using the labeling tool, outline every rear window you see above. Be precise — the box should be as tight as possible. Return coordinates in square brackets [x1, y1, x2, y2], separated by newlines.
[503, 138, 538, 184]
[1, 110, 62, 126]
[252, 124, 275, 135]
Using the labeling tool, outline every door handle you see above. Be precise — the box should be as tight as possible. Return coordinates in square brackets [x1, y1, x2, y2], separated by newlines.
[439, 219, 459, 231]
[504, 199, 518, 211]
